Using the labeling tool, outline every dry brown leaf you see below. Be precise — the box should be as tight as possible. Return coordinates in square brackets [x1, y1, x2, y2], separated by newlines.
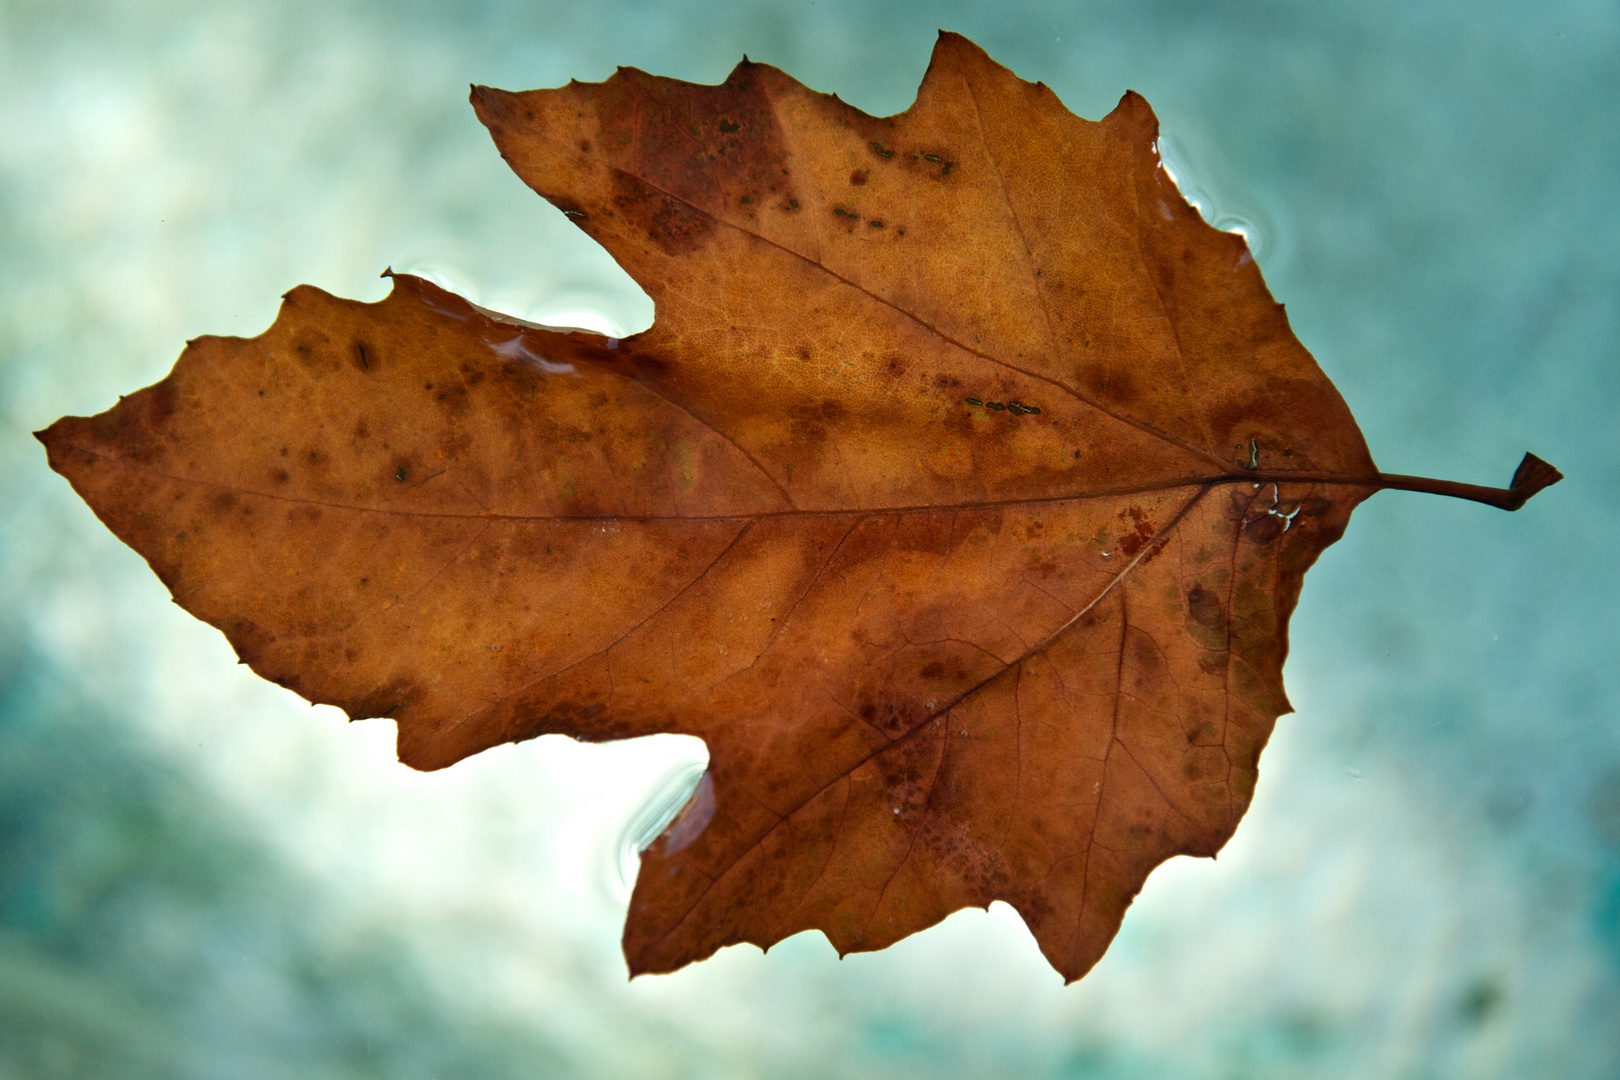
[36, 33, 1559, 982]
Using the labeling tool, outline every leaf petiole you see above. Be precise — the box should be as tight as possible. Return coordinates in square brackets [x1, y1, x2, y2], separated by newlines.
[1236, 452, 1562, 511]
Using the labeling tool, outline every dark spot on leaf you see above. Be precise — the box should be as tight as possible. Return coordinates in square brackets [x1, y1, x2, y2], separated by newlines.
[610, 170, 716, 255]
[1186, 585, 1225, 629]
[1245, 514, 1284, 544]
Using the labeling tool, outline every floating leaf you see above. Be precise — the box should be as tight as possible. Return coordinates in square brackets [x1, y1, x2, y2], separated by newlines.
[37, 33, 1559, 982]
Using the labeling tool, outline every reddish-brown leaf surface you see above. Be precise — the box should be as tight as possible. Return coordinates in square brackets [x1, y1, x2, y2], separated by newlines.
[34, 33, 1556, 983]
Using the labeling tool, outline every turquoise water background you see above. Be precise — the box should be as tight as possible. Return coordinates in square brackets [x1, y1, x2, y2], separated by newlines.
[3, 0, 1617, 1076]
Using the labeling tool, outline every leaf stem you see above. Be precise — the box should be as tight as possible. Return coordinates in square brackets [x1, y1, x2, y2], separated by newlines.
[1241, 452, 1563, 511]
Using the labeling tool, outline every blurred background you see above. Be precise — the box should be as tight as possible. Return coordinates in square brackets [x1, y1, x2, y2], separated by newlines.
[2, 0, 1617, 1076]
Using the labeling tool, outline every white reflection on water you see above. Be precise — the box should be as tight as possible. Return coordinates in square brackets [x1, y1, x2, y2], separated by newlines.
[617, 756, 710, 896]
[393, 257, 647, 339]
[1156, 133, 1278, 265]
